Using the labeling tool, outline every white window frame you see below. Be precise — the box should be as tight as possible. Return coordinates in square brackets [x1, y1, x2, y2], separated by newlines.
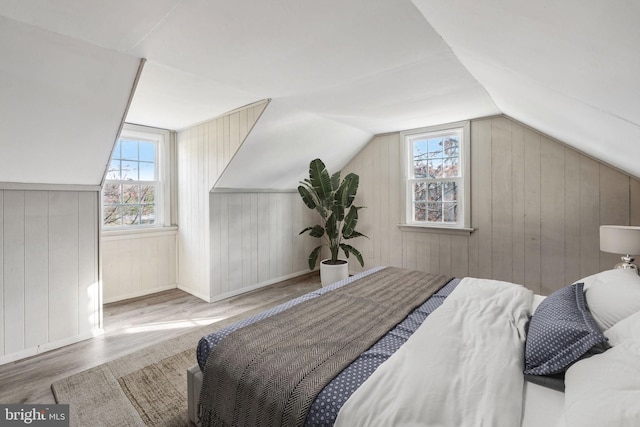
[401, 121, 471, 230]
[102, 123, 171, 230]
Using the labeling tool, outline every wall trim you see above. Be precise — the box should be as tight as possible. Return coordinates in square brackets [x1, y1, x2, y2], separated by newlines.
[0, 182, 100, 191]
[0, 330, 103, 366]
[103, 284, 177, 304]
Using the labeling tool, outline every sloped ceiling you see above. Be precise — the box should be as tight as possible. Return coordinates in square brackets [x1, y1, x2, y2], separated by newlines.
[0, 1, 638, 187]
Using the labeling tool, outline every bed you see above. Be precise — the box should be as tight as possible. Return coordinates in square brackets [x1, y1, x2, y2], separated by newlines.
[187, 266, 640, 427]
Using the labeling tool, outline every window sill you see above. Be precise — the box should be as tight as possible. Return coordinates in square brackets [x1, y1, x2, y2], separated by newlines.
[397, 224, 474, 236]
[102, 225, 178, 240]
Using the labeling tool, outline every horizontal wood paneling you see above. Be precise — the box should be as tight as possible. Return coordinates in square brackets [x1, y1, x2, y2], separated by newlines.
[342, 116, 640, 295]
[0, 190, 100, 363]
[102, 231, 177, 303]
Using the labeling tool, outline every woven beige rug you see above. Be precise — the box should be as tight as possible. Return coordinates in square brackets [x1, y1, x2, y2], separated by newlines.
[51, 285, 318, 427]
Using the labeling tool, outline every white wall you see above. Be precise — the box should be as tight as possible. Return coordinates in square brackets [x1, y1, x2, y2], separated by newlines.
[342, 115, 640, 295]
[209, 192, 317, 301]
[0, 189, 100, 364]
[102, 229, 177, 303]
[177, 101, 269, 301]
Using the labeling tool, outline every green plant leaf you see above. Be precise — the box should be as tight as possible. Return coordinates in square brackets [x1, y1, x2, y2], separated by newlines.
[325, 212, 338, 239]
[343, 230, 368, 239]
[299, 226, 314, 235]
[308, 245, 322, 270]
[342, 206, 358, 237]
[337, 173, 359, 208]
[297, 185, 317, 209]
[309, 225, 325, 238]
[340, 243, 364, 267]
[331, 171, 341, 191]
[309, 159, 333, 201]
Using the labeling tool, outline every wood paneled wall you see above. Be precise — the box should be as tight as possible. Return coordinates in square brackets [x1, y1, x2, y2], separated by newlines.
[342, 116, 640, 295]
[209, 192, 317, 300]
[102, 230, 177, 303]
[176, 101, 269, 301]
[0, 189, 99, 364]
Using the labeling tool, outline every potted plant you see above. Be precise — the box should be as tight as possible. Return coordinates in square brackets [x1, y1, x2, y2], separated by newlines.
[298, 158, 367, 286]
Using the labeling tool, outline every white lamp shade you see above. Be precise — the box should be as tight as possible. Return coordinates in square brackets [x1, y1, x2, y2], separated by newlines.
[600, 225, 640, 255]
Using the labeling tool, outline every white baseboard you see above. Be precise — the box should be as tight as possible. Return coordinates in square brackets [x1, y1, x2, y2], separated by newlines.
[103, 284, 178, 304]
[0, 329, 103, 366]
[178, 270, 315, 303]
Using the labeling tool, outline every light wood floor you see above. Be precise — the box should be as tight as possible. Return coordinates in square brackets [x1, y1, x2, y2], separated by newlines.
[0, 273, 321, 404]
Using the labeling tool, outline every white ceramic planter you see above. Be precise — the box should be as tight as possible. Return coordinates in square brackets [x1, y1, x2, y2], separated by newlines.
[320, 259, 349, 287]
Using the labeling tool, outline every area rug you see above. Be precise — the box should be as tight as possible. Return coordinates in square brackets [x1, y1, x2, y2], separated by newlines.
[51, 285, 318, 427]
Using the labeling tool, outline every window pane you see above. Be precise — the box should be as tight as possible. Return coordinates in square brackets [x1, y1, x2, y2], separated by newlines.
[112, 141, 121, 159]
[121, 161, 139, 180]
[140, 185, 155, 204]
[139, 142, 155, 162]
[443, 136, 459, 156]
[443, 157, 459, 178]
[443, 182, 457, 202]
[122, 184, 140, 204]
[103, 183, 121, 205]
[443, 202, 457, 222]
[413, 182, 427, 201]
[414, 202, 427, 221]
[122, 205, 140, 225]
[427, 182, 442, 202]
[412, 140, 428, 178]
[427, 138, 442, 159]
[106, 159, 121, 180]
[427, 202, 442, 222]
[120, 139, 138, 160]
[103, 206, 122, 227]
[141, 204, 155, 225]
[139, 161, 155, 181]
[428, 159, 443, 178]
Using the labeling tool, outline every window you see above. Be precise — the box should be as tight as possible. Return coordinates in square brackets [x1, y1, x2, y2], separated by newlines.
[402, 121, 470, 229]
[102, 125, 169, 229]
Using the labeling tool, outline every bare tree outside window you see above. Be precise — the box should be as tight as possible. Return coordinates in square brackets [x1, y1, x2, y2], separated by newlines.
[410, 133, 461, 224]
[103, 138, 157, 227]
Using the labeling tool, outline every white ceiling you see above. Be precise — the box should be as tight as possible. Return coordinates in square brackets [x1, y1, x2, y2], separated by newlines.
[0, 0, 638, 187]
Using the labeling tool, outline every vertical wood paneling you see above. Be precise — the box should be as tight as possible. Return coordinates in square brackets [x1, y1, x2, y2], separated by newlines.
[177, 101, 269, 301]
[474, 119, 493, 279]
[491, 117, 513, 282]
[564, 149, 581, 284]
[599, 166, 630, 270]
[540, 138, 565, 294]
[3, 191, 25, 353]
[0, 191, 3, 355]
[48, 192, 79, 342]
[511, 123, 525, 285]
[523, 128, 542, 293]
[78, 192, 98, 335]
[387, 134, 403, 268]
[341, 115, 640, 296]
[24, 191, 49, 347]
[631, 178, 640, 225]
[0, 189, 100, 361]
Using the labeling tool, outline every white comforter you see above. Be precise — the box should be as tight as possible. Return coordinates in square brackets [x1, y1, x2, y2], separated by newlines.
[334, 277, 533, 427]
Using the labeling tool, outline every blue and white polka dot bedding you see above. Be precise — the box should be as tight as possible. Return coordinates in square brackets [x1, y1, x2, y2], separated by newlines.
[196, 267, 460, 426]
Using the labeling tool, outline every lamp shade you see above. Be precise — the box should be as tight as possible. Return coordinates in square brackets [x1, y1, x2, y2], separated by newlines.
[600, 225, 640, 255]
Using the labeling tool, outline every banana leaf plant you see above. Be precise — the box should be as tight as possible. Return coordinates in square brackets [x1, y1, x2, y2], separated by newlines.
[298, 158, 367, 270]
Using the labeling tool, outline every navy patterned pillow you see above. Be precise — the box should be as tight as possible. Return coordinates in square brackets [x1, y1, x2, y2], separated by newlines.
[524, 283, 608, 376]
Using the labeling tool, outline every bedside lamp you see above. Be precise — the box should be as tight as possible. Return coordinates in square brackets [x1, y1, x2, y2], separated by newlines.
[600, 225, 640, 274]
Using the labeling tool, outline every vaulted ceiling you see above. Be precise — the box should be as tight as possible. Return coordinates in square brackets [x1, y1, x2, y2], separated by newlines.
[0, 0, 638, 187]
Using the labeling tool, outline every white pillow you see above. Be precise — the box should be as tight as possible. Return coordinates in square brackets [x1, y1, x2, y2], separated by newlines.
[580, 269, 640, 331]
[605, 310, 640, 346]
[565, 340, 640, 427]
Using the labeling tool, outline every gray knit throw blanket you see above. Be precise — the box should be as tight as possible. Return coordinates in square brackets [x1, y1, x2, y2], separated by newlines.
[199, 267, 451, 427]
